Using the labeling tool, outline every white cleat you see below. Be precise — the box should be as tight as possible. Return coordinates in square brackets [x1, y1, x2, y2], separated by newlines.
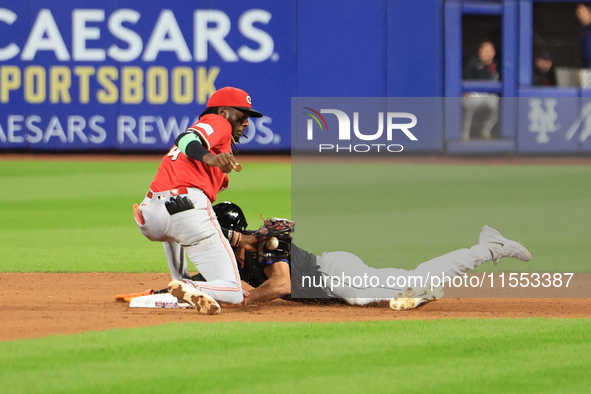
[479, 225, 532, 264]
[168, 280, 221, 315]
[389, 286, 444, 311]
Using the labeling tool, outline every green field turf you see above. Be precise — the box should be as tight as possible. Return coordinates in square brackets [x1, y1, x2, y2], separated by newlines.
[2, 159, 589, 273]
[1, 157, 590, 393]
[293, 161, 591, 273]
[0, 159, 290, 272]
[1, 319, 590, 393]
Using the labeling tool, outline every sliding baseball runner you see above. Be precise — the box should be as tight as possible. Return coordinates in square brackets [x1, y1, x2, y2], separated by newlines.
[212, 203, 532, 310]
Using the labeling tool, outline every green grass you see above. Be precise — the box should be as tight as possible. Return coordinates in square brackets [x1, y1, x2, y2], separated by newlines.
[1, 319, 590, 393]
[0, 159, 290, 272]
[3, 159, 589, 273]
[293, 161, 591, 272]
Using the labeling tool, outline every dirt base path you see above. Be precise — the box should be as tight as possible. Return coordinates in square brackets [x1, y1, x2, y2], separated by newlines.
[2, 273, 590, 342]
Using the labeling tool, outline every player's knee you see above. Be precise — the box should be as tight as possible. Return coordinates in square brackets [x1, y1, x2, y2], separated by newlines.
[223, 290, 244, 305]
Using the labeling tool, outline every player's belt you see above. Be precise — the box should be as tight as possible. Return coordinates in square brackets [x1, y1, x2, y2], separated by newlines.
[146, 187, 189, 199]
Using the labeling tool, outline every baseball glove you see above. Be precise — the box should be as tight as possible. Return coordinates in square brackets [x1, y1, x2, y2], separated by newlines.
[254, 217, 295, 261]
[165, 196, 194, 215]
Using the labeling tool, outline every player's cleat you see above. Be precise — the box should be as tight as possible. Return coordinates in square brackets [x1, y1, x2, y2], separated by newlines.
[389, 286, 444, 311]
[479, 225, 532, 264]
[168, 280, 221, 315]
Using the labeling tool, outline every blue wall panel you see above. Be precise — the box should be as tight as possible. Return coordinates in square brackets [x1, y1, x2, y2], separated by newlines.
[0, 0, 295, 152]
[296, 0, 388, 97]
[387, 0, 443, 97]
[517, 88, 581, 153]
[1, 0, 589, 154]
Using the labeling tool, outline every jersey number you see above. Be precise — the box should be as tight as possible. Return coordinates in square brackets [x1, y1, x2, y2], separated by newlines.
[167, 146, 181, 161]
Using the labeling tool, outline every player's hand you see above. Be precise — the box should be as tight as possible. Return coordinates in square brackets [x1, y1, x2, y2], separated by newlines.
[203, 152, 241, 173]
[238, 234, 259, 253]
[234, 234, 259, 268]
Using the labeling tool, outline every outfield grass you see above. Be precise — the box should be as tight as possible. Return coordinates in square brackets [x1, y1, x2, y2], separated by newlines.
[2, 159, 589, 273]
[0, 159, 290, 272]
[293, 161, 591, 273]
[1, 319, 590, 393]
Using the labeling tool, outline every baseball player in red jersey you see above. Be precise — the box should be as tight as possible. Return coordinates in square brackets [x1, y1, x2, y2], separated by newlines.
[133, 87, 263, 314]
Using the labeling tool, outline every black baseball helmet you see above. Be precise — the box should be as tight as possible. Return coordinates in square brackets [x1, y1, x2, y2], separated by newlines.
[213, 202, 248, 232]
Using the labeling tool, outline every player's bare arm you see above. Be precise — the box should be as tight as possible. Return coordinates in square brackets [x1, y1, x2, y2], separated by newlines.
[237, 234, 259, 254]
[202, 151, 239, 173]
[245, 261, 291, 304]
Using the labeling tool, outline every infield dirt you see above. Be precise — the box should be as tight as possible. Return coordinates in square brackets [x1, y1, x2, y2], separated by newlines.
[1, 273, 590, 342]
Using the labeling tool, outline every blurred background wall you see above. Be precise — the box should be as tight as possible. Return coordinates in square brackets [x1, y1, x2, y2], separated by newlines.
[1, 0, 589, 154]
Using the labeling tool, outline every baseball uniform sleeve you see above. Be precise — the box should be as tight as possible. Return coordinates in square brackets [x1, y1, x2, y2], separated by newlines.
[175, 132, 209, 161]
[187, 114, 231, 151]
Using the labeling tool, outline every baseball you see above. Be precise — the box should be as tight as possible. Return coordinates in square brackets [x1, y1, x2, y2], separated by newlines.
[266, 237, 279, 250]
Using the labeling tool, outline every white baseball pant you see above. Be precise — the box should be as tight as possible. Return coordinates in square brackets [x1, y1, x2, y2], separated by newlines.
[316, 245, 493, 305]
[134, 187, 243, 304]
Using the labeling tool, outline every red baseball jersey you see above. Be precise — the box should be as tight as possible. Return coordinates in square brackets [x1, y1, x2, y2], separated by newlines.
[149, 114, 232, 201]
